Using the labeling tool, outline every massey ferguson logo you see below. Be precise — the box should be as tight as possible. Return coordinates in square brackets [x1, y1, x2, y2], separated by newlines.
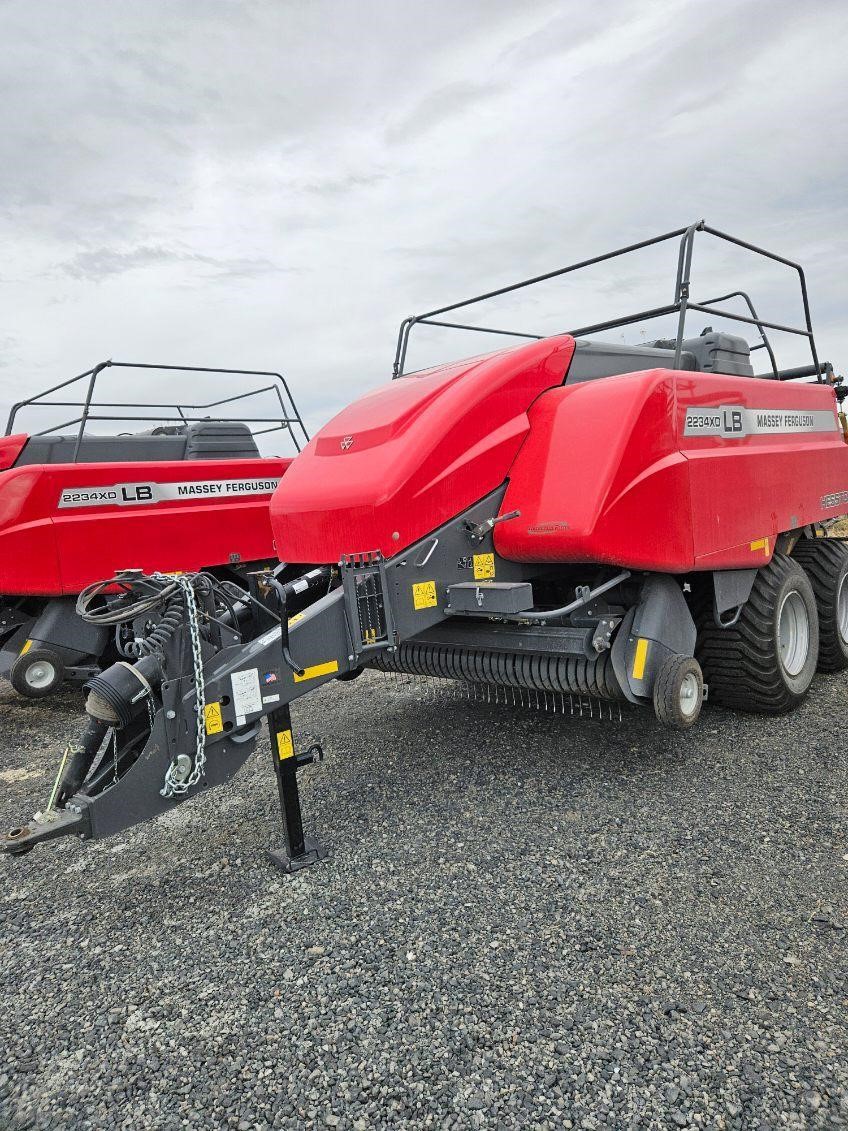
[58, 477, 280, 509]
[683, 405, 836, 439]
[340, 436, 354, 450]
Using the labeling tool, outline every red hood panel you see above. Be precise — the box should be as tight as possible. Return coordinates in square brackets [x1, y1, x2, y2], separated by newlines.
[271, 336, 576, 562]
[0, 457, 289, 596]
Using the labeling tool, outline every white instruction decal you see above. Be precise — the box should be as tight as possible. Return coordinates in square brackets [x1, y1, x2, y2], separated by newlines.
[231, 668, 263, 717]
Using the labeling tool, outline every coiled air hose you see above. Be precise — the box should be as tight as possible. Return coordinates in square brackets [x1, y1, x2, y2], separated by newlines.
[122, 594, 184, 657]
[76, 573, 195, 658]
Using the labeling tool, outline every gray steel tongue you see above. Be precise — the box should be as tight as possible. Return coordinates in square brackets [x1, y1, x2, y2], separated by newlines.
[2, 808, 88, 856]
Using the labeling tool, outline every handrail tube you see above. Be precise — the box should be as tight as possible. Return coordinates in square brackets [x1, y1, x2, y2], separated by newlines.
[21, 386, 295, 413]
[700, 224, 821, 380]
[35, 417, 92, 437]
[410, 226, 691, 323]
[760, 362, 832, 382]
[6, 360, 309, 456]
[34, 414, 293, 438]
[673, 223, 700, 367]
[72, 361, 109, 461]
[417, 319, 545, 341]
[393, 225, 691, 375]
[6, 365, 98, 434]
[393, 220, 823, 382]
[50, 414, 296, 423]
[685, 304, 813, 338]
[696, 290, 779, 379]
[567, 302, 681, 340]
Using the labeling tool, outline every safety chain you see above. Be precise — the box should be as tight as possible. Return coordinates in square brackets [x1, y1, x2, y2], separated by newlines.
[160, 574, 207, 798]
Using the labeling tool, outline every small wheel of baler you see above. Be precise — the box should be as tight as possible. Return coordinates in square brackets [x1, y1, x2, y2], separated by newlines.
[336, 667, 364, 682]
[791, 537, 848, 672]
[653, 654, 704, 729]
[695, 554, 818, 714]
[9, 648, 65, 698]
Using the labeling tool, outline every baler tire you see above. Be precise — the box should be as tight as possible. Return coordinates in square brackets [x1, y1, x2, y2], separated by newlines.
[652, 654, 704, 729]
[10, 648, 65, 698]
[791, 538, 848, 672]
[695, 554, 818, 714]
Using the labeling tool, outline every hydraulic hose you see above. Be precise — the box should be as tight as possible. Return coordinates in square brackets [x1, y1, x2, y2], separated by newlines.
[52, 716, 110, 808]
[79, 572, 213, 660]
[76, 573, 182, 625]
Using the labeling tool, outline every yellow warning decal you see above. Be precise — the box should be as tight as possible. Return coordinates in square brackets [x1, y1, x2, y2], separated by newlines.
[276, 729, 294, 760]
[293, 659, 340, 683]
[204, 702, 224, 735]
[632, 638, 649, 681]
[19, 639, 33, 657]
[288, 612, 304, 626]
[750, 537, 770, 557]
[412, 581, 438, 610]
[473, 553, 496, 580]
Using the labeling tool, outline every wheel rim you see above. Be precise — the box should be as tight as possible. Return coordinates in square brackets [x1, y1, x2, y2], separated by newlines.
[26, 661, 56, 690]
[679, 672, 700, 717]
[778, 590, 810, 677]
[837, 573, 848, 645]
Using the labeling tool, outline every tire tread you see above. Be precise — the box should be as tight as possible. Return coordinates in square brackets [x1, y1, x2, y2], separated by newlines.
[792, 537, 848, 672]
[695, 554, 817, 714]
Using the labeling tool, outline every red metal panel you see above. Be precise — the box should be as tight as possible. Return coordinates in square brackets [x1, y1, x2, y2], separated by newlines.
[678, 374, 845, 567]
[497, 369, 846, 572]
[271, 336, 575, 563]
[0, 435, 28, 471]
[497, 372, 693, 570]
[0, 458, 290, 596]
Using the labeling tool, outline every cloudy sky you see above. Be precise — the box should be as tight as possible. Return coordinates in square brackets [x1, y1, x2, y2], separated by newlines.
[1, 0, 846, 450]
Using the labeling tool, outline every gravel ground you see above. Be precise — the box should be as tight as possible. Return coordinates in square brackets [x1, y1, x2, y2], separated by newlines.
[1, 669, 846, 1130]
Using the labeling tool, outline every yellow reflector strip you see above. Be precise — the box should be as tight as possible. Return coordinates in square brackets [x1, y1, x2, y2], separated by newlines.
[19, 639, 33, 656]
[293, 659, 339, 683]
[632, 638, 649, 681]
[276, 729, 294, 760]
[204, 702, 223, 735]
[750, 537, 770, 556]
[473, 553, 496, 580]
[412, 581, 438, 610]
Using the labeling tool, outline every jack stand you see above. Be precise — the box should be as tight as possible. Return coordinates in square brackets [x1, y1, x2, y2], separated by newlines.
[266, 706, 329, 875]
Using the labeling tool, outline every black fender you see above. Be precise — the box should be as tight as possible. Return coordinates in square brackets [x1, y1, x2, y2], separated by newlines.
[611, 575, 697, 702]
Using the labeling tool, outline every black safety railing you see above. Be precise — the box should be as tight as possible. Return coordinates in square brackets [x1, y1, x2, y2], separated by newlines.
[5, 361, 310, 461]
[392, 220, 827, 382]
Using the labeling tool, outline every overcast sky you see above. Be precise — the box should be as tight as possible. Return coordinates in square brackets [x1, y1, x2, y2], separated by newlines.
[1, 0, 846, 450]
